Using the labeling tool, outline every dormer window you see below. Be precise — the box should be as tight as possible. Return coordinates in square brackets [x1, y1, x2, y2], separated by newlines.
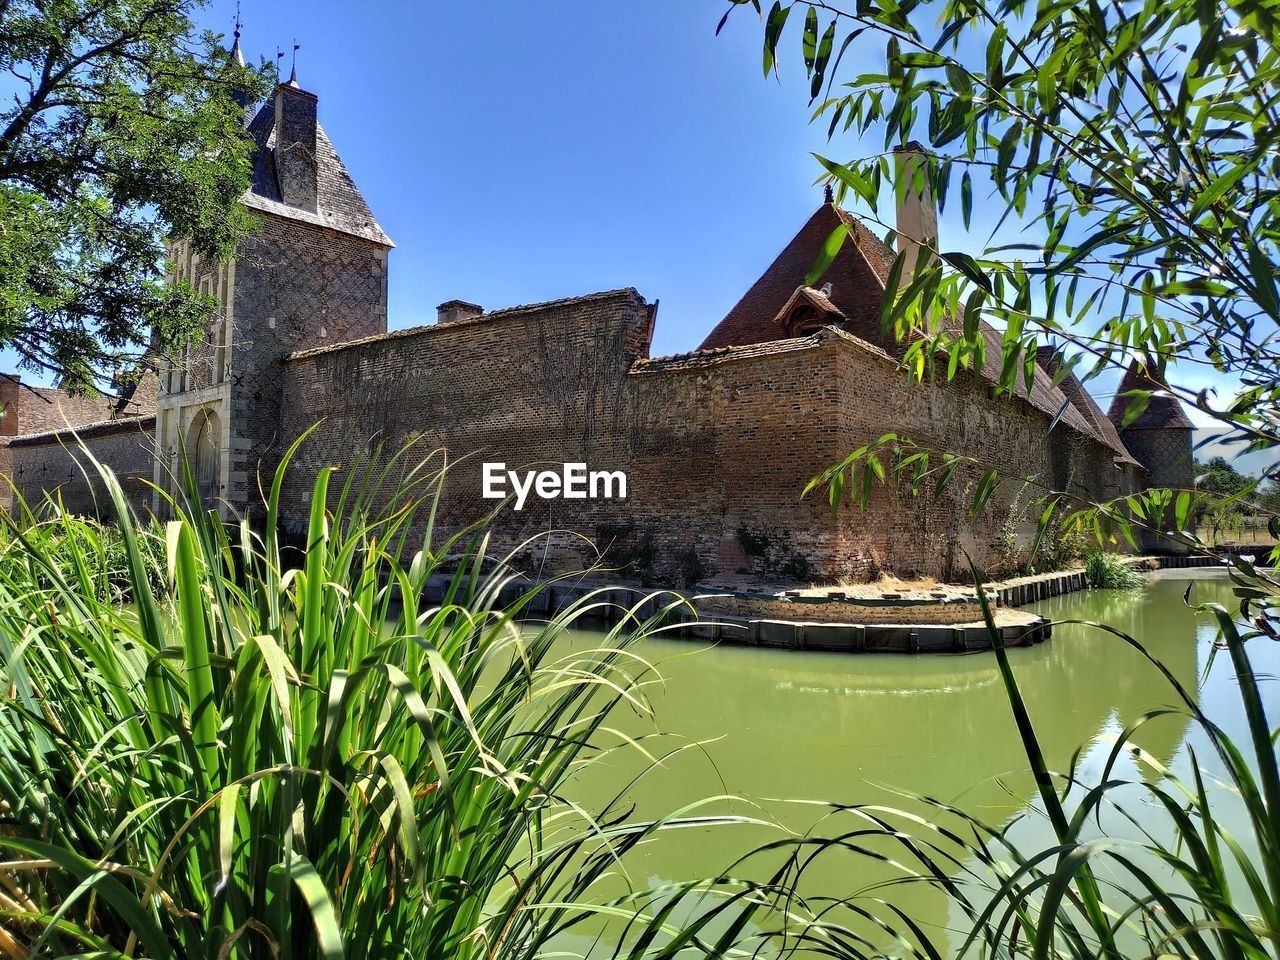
[773, 285, 848, 338]
[784, 305, 827, 336]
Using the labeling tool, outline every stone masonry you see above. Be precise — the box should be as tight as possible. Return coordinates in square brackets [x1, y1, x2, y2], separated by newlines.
[0, 63, 1196, 583]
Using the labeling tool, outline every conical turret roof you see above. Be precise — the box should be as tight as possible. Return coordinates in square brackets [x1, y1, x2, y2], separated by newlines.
[1107, 356, 1195, 430]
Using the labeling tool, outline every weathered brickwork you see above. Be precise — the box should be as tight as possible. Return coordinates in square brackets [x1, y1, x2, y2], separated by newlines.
[1120, 426, 1196, 553]
[276, 291, 1141, 581]
[828, 339, 1139, 579]
[3, 419, 156, 517]
[154, 213, 389, 514]
[221, 214, 388, 508]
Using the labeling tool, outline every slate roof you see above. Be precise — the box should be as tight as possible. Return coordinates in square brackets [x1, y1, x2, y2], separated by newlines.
[6, 415, 156, 447]
[699, 202, 1137, 461]
[1036, 348, 1138, 465]
[243, 95, 393, 247]
[1107, 357, 1195, 430]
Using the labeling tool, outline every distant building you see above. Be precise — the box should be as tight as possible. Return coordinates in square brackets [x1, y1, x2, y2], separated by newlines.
[0, 49, 1195, 580]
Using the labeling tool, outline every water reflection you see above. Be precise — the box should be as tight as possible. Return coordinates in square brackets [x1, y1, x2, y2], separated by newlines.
[555, 574, 1248, 948]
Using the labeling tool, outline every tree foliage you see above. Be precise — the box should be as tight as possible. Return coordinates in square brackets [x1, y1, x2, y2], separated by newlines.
[1197, 455, 1255, 498]
[722, 0, 1280, 550]
[0, 0, 270, 392]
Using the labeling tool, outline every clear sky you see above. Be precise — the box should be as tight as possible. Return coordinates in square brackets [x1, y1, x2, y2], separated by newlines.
[199, 0, 843, 360]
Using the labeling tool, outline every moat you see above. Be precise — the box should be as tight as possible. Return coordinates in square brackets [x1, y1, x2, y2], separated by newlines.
[555, 570, 1275, 953]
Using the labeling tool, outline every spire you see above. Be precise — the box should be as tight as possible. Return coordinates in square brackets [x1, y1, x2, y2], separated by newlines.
[230, 2, 244, 66]
[229, 3, 250, 116]
[288, 40, 300, 87]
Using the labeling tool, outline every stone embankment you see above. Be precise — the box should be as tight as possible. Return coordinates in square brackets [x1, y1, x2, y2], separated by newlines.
[450, 553, 1233, 654]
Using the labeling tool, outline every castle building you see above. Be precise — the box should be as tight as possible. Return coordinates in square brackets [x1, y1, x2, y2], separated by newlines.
[0, 58, 1196, 580]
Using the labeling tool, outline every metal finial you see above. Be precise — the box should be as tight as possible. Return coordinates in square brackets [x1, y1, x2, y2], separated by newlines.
[275, 46, 284, 82]
[229, 1, 245, 67]
[289, 40, 299, 84]
[824, 182, 834, 204]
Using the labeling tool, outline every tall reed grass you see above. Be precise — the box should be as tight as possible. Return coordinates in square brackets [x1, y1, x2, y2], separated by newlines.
[0, 439, 794, 959]
[1083, 551, 1144, 590]
[3, 436, 1276, 960]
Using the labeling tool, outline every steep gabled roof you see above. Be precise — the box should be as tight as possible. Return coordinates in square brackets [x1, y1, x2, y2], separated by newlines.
[702, 204, 890, 351]
[1036, 348, 1138, 464]
[700, 202, 1139, 461]
[243, 99, 393, 247]
[1107, 357, 1195, 430]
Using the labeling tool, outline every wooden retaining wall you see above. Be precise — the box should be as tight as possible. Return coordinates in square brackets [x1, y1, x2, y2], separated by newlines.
[990, 554, 1219, 608]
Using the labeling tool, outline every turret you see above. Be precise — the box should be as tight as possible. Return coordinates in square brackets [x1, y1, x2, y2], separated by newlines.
[1107, 355, 1196, 552]
[154, 42, 391, 520]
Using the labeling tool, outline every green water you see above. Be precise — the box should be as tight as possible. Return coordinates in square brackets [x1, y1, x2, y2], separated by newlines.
[554, 570, 1276, 951]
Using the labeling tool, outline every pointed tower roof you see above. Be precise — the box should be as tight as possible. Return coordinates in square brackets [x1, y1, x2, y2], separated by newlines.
[1107, 356, 1195, 430]
[227, 10, 252, 115]
[241, 93, 393, 247]
[230, 25, 245, 66]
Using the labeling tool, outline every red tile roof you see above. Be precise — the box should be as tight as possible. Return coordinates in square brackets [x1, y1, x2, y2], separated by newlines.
[1036, 348, 1138, 464]
[772, 285, 847, 328]
[701, 205, 892, 351]
[700, 202, 1138, 461]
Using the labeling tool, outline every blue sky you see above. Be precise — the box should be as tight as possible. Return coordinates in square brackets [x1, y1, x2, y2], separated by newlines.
[204, 0, 838, 359]
[7, 0, 1269, 472]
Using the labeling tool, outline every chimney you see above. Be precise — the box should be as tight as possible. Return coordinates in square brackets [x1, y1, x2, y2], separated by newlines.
[437, 300, 484, 325]
[893, 142, 938, 286]
[273, 80, 318, 211]
[0, 375, 20, 437]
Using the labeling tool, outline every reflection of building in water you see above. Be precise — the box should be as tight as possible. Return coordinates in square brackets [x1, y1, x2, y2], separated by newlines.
[561, 577, 1206, 948]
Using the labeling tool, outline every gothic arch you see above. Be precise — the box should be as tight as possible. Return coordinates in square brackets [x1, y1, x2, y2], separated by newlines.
[187, 408, 222, 507]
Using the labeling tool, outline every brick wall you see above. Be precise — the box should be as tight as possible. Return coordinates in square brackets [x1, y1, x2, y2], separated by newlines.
[224, 214, 389, 510]
[276, 290, 1137, 582]
[829, 338, 1138, 579]
[3, 383, 118, 436]
[3, 419, 157, 518]
[1121, 426, 1195, 553]
[156, 214, 390, 515]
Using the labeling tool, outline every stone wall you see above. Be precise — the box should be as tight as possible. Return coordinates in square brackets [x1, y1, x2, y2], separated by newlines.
[225, 214, 389, 510]
[829, 336, 1140, 580]
[2, 418, 157, 518]
[276, 289, 1137, 582]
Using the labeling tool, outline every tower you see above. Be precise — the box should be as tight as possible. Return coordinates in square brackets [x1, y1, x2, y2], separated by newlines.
[154, 42, 393, 516]
[1107, 355, 1196, 552]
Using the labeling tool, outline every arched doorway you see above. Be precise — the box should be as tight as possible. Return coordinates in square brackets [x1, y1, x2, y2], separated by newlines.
[187, 409, 221, 507]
